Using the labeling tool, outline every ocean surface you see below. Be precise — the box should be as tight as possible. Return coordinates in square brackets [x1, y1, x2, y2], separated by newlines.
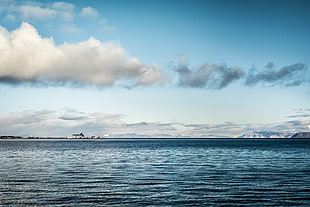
[0, 139, 309, 206]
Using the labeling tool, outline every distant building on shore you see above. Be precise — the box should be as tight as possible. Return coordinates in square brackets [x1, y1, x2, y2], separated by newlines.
[72, 133, 84, 138]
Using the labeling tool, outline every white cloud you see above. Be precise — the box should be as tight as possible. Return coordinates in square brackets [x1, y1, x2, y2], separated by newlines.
[0, 1, 76, 22]
[51, 2, 76, 21]
[0, 1, 115, 34]
[52, 2, 75, 11]
[0, 22, 165, 87]
[80, 7, 99, 18]
[19, 5, 57, 20]
[4, 14, 16, 21]
[60, 24, 82, 33]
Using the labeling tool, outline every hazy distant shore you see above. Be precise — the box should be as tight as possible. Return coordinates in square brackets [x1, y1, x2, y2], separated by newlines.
[0, 136, 105, 139]
[1, 133, 310, 139]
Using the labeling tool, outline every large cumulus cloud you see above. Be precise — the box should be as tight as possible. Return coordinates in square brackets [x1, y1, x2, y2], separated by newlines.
[0, 22, 165, 87]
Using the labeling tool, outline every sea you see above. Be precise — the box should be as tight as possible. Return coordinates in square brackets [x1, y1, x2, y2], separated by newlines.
[0, 138, 309, 206]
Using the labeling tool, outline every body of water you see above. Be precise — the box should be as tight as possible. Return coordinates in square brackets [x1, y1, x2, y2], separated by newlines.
[0, 139, 309, 206]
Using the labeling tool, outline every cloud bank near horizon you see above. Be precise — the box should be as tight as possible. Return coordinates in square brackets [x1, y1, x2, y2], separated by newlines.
[0, 22, 165, 88]
[0, 109, 180, 137]
[0, 109, 309, 138]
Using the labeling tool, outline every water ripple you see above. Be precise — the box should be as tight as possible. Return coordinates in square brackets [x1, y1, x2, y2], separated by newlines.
[0, 139, 309, 206]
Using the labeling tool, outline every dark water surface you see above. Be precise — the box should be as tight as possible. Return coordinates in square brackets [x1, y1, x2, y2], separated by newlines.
[0, 139, 309, 206]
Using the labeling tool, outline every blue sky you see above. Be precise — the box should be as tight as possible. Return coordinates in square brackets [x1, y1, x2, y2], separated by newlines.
[0, 0, 309, 137]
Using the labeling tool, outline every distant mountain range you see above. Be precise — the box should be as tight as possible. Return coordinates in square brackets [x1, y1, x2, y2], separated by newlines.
[290, 132, 310, 138]
[239, 131, 310, 138]
[1, 132, 309, 139]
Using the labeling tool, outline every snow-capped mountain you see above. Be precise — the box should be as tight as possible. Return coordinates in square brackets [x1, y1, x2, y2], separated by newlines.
[238, 131, 288, 138]
[290, 132, 310, 138]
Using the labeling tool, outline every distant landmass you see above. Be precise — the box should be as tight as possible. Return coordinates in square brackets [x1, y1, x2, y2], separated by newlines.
[290, 132, 310, 138]
[238, 131, 310, 138]
[238, 131, 290, 138]
[1, 132, 310, 139]
[0, 136, 103, 139]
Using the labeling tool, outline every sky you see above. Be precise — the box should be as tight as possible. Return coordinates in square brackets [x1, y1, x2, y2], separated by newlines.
[0, 0, 309, 138]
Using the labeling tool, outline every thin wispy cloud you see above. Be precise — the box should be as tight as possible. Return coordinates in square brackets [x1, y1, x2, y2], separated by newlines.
[0, 23, 165, 88]
[80, 7, 99, 18]
[19, 5, 57, 20]
[52, 2, 75, 11]
[0, 0, 111, 34]
[184, 122, 244, 138]
[287, 108, 310, 118]
[1, 0, 76, 22]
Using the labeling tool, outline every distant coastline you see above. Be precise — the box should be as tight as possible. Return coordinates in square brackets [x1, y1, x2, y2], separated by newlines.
[0, 136, 105, 139]
[1, 132, 310, 139]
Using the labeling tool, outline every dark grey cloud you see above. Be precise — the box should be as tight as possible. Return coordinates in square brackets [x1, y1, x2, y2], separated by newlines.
[126, 122, 148, 127]
[245, 62, 307, 87]
[173, 58, 308, 89]
[174, 62, 244, 89]
[0, 76, 40, 85]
